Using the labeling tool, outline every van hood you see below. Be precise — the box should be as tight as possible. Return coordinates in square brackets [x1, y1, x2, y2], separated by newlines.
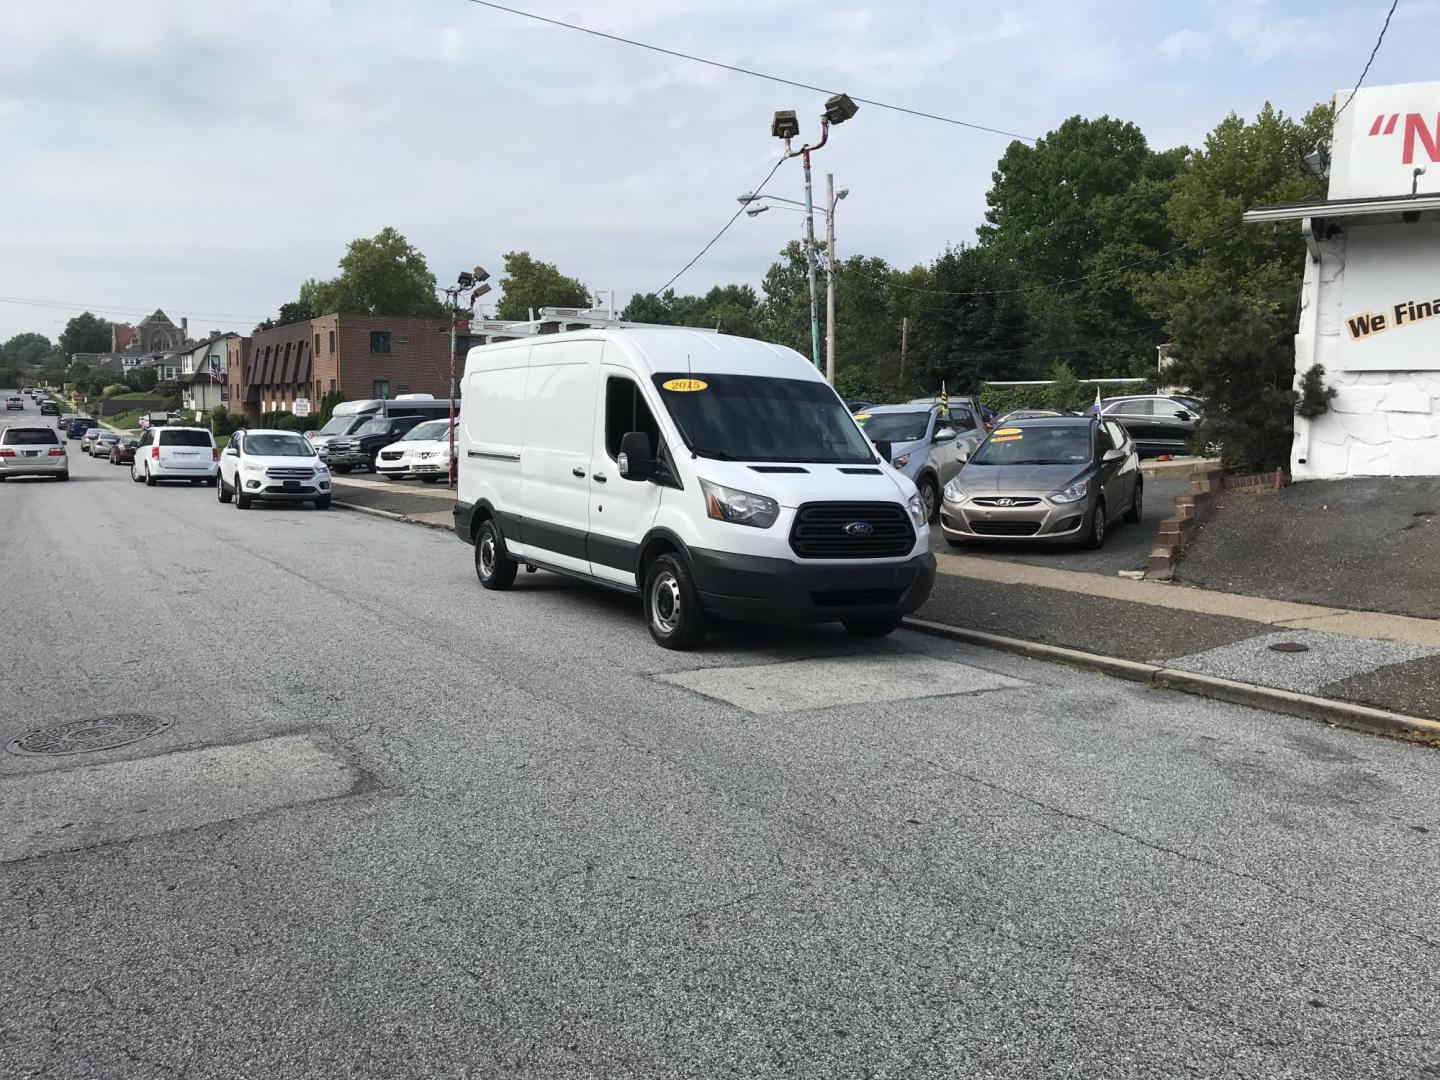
[689, 458, 915, 509]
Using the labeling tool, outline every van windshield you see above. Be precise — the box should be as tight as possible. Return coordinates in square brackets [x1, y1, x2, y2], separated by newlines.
[316, 415, 365, 436]
[652, 373, 874, 464]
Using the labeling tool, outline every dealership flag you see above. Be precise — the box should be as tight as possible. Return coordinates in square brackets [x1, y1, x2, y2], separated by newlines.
[939, 381, 949, 418]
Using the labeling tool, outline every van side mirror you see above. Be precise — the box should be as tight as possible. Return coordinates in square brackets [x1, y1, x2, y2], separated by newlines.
[873, 439, 893, 463]
[618, 431, 655, 482]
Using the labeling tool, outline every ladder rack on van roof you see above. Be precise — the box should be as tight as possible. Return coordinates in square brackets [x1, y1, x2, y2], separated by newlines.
[467, 307, 720, 346]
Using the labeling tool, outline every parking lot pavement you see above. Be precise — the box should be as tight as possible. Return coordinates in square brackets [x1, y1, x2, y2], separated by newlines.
[4, 433, 1440, 1079]
[929, 475, 1187, 575]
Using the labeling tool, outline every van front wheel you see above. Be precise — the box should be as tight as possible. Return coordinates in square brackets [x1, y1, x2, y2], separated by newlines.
[644, 553, 707, 650]
[475, 519, 517, 590]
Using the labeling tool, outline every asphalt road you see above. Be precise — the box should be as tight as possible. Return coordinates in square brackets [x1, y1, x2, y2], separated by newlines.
[3, 394, 1440, 1079]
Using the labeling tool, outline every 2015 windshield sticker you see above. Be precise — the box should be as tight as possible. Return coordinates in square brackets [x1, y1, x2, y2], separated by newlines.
[662, 378, 708, 392]
[991, 432, 1024, 443]
[993, 427, 1022, 435]
[853, 413, 872, 423]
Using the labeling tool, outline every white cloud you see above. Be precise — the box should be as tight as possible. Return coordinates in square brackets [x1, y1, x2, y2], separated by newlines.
[1158, 29, 1215, 60]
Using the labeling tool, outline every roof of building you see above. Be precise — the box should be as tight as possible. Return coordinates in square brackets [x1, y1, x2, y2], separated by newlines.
[1243, 191, 1440, 225]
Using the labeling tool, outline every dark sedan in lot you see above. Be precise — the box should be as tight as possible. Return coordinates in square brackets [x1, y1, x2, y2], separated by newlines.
[1100, 395, 1201, 457]
[940, 416, 1142, 550]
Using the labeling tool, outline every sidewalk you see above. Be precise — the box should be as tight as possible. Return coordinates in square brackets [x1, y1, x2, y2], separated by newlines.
[917, 553, 1440, 724]
[330, 474, 454, 529]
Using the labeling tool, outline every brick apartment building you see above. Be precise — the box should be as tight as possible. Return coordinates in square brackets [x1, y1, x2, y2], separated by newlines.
[240, 313, 458, 420]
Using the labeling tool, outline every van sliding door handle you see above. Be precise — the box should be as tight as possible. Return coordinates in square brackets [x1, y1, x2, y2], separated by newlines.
[571, 467, 586, 478]
[592, 473, 607, 483]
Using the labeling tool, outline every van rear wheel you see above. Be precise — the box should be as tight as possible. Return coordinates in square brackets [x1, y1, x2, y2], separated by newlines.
[644, 553, 707, 650]
[475, 519, 517, 590]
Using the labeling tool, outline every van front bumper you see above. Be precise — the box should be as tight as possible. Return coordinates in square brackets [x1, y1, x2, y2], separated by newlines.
[689, 548, 936, 624]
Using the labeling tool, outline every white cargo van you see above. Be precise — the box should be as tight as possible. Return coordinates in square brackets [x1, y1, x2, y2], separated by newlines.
[453, 328, 936, 649]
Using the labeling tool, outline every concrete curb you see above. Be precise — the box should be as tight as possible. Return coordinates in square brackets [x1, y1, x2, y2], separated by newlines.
[332, 500, 451, 532]
[902, 617, 1440, 747]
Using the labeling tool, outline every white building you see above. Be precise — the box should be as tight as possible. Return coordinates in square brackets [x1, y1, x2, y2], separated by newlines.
[1245, 80, 1440, 479]
[176, 334, 237, 416]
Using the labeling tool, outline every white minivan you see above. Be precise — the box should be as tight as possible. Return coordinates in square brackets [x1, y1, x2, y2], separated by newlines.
[454, 328, 936, 649]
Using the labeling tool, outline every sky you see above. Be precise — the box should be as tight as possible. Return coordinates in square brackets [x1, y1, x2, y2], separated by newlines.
[0, 0, 1434, 343]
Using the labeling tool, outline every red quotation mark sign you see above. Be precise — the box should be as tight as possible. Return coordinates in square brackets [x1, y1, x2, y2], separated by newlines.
[1369, 112, 1440, 165]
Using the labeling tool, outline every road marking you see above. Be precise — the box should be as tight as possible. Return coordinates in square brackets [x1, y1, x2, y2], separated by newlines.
[656, 654, 1024, 715]
[0, 734, 362, 864]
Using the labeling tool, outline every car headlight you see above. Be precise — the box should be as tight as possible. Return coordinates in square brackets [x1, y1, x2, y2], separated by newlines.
[313, 465, 328, 475]
[1050, 478, 1089, 504]
[943, 479, 967, 502]
[907, 493, 927, 527]
[242, 461, 265, 473]
[892, 454, 910, 468]
[701, 479, 779, 529]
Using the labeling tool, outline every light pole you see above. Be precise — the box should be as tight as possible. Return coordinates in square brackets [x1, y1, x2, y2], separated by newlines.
[740, 181, 848, 384]
[445, 267, 492, 489]
[769, 93, 858, 375]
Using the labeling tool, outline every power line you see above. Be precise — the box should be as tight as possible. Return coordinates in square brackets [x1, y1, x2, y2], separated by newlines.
[0, 295, 262, 326]
[652, 153, 788, 296]
[461, 0, 1035, 143]
[836, 225, 1244, 299]
[1332, 0, 1400, 126]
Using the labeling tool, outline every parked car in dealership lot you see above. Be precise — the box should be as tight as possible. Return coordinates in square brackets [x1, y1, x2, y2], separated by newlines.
[308, 394, 454, 460]
[66, 417, 98, 440]
[109, 434, 141, 466]
[408, 438, 453, 482]
[374, 417, 454, 481]
[0, 425, 68, 481]
[218, 429, 331, 509]
[323, 414, 429, 473]
[940, 416, 1141, 549]
[991, 409, 1076, 427]
[1100, 395, 1200, 457]
[853, 402, 982, 523]
[131, 426, 218, 486]
[89, 431, 120, 457]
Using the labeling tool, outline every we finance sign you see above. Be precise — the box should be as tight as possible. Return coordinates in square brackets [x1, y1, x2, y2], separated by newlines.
[1338, 221, 1440, 372]
[1330, 81, 1440, 200]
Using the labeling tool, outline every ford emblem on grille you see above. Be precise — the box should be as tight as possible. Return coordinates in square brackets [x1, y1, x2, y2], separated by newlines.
[843, 521, 874, 536]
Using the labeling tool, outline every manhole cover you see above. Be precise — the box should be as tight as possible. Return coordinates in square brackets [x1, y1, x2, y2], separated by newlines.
[1269, 642, 1311, 654]
[7, 714, 172, 757]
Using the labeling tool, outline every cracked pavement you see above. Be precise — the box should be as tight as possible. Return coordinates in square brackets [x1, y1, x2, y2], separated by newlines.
[1, 424, 1439, 1078]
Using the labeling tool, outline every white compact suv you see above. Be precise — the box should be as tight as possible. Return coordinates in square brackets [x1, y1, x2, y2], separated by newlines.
[131, 426, 218, 486]
[454, 327, 935, 650]
[218, 428, 332, 510]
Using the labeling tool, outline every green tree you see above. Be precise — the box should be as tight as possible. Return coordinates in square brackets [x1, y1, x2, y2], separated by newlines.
[495, 252, 590, 320]
[293, 228, 446, 320]
[124, 366, 159, 392]
[1142, 102, 1329, 323]
[58, 312, 111, 357]
[905, 245, 1031, 395]
[2, 332, 51, 367]
[1167, 292, 1295, 470]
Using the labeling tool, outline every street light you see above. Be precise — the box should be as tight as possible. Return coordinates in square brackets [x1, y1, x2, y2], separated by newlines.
[741, 181, 849, 384]
[444, 265, 490, 490]
[771, 94, 858, 380]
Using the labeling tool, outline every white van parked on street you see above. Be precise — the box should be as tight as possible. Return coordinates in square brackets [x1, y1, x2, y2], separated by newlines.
[131, 426, 218, 487]
[454, 327, 935, 649]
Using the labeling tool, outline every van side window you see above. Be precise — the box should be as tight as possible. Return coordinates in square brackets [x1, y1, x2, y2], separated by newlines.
[604, 377, 661, 460]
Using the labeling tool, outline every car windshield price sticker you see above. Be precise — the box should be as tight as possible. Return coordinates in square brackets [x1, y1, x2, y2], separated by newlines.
[662, 379, 708, 392]
[991, 428, 1024, 443]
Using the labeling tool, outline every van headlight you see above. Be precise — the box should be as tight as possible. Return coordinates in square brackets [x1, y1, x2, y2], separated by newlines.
[1050, 478, 1089, 504]
[907, 493, 926, 526]
[701, 479, 779, 529]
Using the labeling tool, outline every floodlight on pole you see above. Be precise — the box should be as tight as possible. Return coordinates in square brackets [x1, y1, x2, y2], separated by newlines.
[771, 110, 800, 141]
[823, 93, 859, 125]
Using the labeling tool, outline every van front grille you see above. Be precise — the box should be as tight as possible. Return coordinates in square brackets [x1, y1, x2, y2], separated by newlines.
[789, 502, 914, 560]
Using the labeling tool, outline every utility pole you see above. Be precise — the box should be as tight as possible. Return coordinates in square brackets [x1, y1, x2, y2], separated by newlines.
[900, 316, 909, 385]
[825, 172, 837, 386]
[446, 267, 492, 490]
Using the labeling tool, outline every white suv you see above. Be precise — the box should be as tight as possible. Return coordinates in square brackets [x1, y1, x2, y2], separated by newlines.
[218, 428, 332, 510]
[132, 426, 219, 486]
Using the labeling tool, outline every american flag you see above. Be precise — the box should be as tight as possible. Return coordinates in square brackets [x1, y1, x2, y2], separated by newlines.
[209, 356, 222, 383]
